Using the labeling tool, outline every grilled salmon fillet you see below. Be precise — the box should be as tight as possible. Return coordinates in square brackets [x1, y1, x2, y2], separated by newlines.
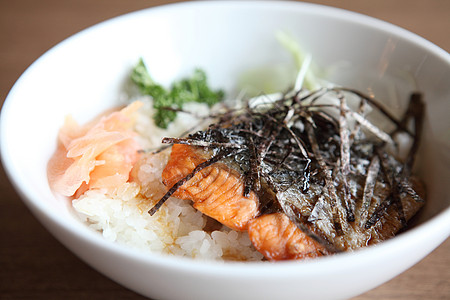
[162, 144, 259, 231]
[248, 213, 331, 260]
[161, 144, 328, 259]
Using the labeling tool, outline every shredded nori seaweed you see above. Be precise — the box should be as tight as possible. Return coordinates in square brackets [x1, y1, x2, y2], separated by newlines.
[149, 87, 425, 251]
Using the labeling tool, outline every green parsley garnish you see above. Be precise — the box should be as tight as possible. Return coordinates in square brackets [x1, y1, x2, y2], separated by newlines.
[131, 58, 224, 128]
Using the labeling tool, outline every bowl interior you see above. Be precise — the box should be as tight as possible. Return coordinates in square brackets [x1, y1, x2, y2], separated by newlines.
[1, 1, 449, 299]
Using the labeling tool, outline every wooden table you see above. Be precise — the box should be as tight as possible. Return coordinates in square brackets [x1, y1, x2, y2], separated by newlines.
[1, 1, 449, 299]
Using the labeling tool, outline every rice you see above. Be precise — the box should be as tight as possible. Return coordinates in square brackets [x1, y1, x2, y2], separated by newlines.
[72, 98, 264, 261]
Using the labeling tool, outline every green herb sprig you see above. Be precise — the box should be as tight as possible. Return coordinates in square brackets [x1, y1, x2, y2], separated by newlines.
[131, 58, 224, 128]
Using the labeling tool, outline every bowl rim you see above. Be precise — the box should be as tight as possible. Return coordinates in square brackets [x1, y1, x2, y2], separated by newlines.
[1, 0, 449, 276]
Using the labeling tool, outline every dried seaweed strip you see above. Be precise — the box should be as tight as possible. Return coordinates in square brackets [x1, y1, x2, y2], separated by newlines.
[347, 110, 394, 144]
[340, 174, 355, 222]
[331, 162, 355, 223]
[337, 93, 355, 221]
[283, 121, 310, 160]
[283, 106, 296, 126]
[233, 128, 270, 139]
[401, 92, 425, 172]
[245, 138, 261, 195]
[398, 180, 425, 203]
[365, 194, 393, 229]
[333, 87, 414, 136]
[161, 137, 244, 149]
[362, 149, 396, 228]
[297, 87, 329, 105]
[306, 122, 348, 235]
[392, 188, 407, 229]
[311, 110, 339, 130]
[376, 149, 395, 187]
[359, 155, 380, 227]
[367, 177, 407, 230]
[349, 98, 367, 145]
[303, 98, 393, 144]
[366, 148, 408, 229]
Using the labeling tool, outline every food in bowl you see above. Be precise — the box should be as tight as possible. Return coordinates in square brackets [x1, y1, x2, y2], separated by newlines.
[47, 41, 427, 261]
[3, 2, 449, 299]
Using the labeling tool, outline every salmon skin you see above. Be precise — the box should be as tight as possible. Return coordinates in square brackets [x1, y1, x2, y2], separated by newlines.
[151, 88, 426, 261]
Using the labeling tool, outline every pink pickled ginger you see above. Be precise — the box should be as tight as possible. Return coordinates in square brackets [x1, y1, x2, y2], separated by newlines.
[48, 101, 143, 197]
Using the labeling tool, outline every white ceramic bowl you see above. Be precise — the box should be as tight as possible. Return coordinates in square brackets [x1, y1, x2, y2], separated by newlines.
[1, 1, 449, 299]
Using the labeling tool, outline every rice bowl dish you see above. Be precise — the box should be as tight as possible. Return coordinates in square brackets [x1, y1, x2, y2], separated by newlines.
[45, 31, 428, 262]
[1, 1, 449, 299]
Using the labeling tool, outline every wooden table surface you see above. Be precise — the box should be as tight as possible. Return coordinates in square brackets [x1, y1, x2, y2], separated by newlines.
[1, 0, 449, 299]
